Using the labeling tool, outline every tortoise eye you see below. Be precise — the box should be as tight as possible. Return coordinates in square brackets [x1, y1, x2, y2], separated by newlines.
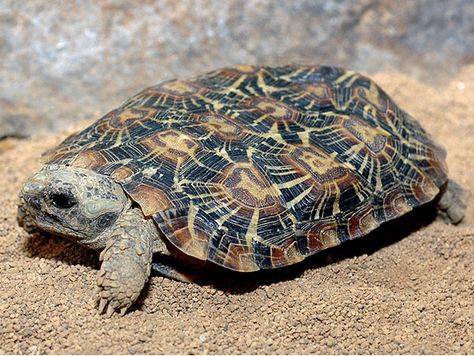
[97, 213, 117, 229]
[50, 192, 77, 209]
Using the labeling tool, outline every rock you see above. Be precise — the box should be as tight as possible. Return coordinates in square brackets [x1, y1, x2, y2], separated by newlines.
[0, 0, 473, 136]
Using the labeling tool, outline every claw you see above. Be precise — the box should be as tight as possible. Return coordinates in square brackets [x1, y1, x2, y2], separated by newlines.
[119, 306, 128, 317]
[98, 298, 108, 314]
[98, 296, 130, 317]
[106, 303, 115, 318]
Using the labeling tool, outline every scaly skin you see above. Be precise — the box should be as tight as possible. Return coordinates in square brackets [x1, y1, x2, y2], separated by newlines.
[17, 166, 196, 316]
[97, 208, 155, 317]
[438, 180, 466, 225]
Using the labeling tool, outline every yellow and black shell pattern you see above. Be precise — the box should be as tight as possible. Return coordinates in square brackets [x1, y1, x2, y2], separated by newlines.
[46, 65, 447, 272]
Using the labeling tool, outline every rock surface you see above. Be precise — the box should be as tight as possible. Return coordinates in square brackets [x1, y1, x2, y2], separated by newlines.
[1, 0, 473, 136]
[1, 65, 473, 354]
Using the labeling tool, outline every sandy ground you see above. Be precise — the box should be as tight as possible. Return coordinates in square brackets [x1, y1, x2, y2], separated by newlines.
[0, 67, 473, 354]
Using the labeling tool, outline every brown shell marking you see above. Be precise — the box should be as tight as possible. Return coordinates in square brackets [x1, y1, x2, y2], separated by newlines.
[244, 97, 301, 134]
[158, 80, 200, 96]
[139, 129, 199, 166]
[382, 189, 413, 220]
[71, 149, 108, 170]
[291, 146, 357, 184]
[196, 113, 247, 141]
[158, 207, 211, 262]
[305, 219, 340, 252]
[128, 184, 173, 217]
[218, 235, 259, 272]
[95, 107, 157, 135]
[295, 82, 337, 108]
[343, 116, 389, 154]
[347, 205, 379, 240]
[222, 165, 277, 208]
[268, 240, 305, 269]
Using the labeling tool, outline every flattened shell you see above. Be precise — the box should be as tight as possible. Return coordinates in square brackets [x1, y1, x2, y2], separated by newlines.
[45, 65, 447, 271]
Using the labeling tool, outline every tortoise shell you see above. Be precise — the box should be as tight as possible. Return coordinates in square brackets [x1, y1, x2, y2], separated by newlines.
[45, 65, 447, 271]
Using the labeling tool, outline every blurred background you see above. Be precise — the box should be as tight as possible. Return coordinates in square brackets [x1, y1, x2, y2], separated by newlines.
[1, 0, 473, 138]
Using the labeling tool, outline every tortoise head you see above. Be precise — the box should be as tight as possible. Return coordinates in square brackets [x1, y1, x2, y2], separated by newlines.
[17, 165, 129, 249]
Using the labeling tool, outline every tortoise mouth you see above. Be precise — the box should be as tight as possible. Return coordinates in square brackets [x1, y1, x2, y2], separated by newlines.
[17, 204, 38, 233]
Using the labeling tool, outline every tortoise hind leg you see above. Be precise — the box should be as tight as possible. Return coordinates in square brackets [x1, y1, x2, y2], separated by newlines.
[151, 260, 195, 283]
[437, 180, 466, 224]
[151, 239, 207, 283]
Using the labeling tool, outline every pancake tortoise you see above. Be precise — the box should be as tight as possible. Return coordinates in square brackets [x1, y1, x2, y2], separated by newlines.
[18, 65, 465, 316]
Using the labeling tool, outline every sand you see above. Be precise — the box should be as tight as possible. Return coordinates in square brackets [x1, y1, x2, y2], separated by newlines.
[0, 67, 473, 354]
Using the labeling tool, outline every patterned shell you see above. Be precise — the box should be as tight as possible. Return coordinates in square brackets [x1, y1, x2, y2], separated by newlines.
[45, 65, 447, 271]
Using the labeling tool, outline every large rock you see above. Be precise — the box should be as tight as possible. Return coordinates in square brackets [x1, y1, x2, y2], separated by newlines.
[1, 0, 473, 136]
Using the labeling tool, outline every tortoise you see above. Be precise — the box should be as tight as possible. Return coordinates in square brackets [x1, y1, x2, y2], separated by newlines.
[17, 64, 465, 316]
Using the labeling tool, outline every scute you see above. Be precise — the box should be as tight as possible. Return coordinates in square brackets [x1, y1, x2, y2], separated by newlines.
[45, 65, 448, 271]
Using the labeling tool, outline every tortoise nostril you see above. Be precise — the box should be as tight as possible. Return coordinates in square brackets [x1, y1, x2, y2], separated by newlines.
[30, 197, 41, 210]
[50, 192, 77, 209]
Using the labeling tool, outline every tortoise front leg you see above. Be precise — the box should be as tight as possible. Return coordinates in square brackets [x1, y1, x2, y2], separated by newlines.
[97, 208, 155, 317]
